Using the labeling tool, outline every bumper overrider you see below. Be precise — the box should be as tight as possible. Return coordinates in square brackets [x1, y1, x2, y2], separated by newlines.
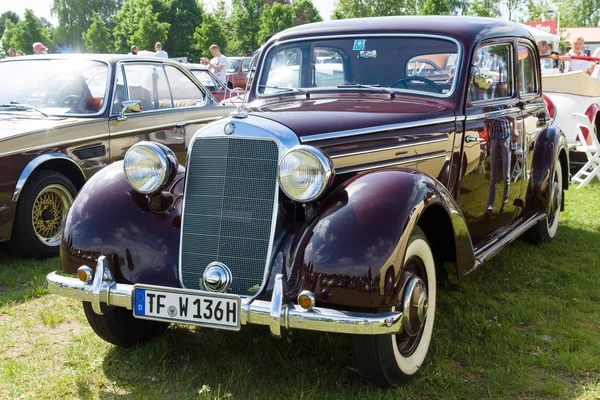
[46, 256, 404, 337]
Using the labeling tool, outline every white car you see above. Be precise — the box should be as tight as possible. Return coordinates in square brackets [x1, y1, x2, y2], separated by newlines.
[542, 70, 600, 164]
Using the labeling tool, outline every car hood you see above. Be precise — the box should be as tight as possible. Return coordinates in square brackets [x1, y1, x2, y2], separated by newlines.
[0, 114, 90, 142]
[251, 97, 455, 138]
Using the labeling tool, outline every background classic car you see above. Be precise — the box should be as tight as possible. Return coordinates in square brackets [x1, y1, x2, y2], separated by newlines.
[47, 17, 569, 388]
[226, 56, 252, 89]
[0, 55, 233, 258]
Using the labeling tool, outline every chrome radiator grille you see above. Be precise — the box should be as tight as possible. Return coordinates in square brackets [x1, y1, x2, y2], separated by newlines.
[180, 137, 279, 295]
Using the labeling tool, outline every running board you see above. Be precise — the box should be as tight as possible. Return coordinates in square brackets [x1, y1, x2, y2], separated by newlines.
[473, 213, 546, 268]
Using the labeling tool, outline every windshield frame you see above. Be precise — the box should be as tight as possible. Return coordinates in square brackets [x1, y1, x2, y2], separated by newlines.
[0, 57, 112, 118]
[254, 33, 463, 100]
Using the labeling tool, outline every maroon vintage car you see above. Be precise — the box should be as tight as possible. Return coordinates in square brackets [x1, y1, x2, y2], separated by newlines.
[47, 16, 569, 387]
[226, 56, 252, 89]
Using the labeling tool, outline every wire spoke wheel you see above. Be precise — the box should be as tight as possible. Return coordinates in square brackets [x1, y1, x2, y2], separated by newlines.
[31, 184, 73, 246]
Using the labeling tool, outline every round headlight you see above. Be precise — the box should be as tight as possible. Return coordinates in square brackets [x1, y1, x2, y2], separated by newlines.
[278, 146, 334, 202]
[124, 142, 173, 194]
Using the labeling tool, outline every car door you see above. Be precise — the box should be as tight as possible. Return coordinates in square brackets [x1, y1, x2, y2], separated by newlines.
[109, 62, 188, 163]
[458, 40, 526, 246]
[516, 41, 546, 202]
[162, 64, 234, 149]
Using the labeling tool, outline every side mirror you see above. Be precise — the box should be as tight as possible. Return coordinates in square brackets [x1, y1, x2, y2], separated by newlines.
[117, 100, 143, 121]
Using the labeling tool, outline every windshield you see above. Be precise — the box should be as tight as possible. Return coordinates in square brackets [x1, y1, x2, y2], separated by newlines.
[227, 58, 242, 73]
[192, 70, 218, 91]
[257, 36, 459, 97]
[0, 59, 109, 116]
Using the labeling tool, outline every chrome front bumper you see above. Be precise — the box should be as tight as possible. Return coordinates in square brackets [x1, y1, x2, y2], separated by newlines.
[46, 256, 403, 337]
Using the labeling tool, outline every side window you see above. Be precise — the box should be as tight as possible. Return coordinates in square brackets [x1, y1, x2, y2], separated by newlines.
[242, 58, 251, 72]
[313, 47, 345, 87]
[112, 65, 126, 114]
[123, 63, 172, 111]
[518, 44, 537, 95]
[470, 43, 513, 102]
[165, 65, 206, 108]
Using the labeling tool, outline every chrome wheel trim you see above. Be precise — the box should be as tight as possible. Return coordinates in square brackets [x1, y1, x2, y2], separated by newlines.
[31, 184, 73, 247]
[391, 237, 436, 376]
[547, 162, 562, 238]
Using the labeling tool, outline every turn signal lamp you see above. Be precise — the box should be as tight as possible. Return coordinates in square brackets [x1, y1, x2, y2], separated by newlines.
[297, 290, 316, 310]
[77, 266, 93, 284]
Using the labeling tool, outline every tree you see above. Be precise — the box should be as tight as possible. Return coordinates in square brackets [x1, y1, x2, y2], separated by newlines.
[52, 0, 122, 51]
[193, 12, 227, 58]
[523, 0, 551, 21]
[166, 0, 203, 57]
[259, 2, 294, 40]
[331, 0, 411, 19]
[292, 0, 322, 26]
[464, 0, 500, 17]
[2, 9, 53, 54]
[0, 11, 19, 39]
[113, 0, 170, 53]
[229, 0, 261, 56]
[552, 0, 600, 27]
[82, 12, 113, 52]
[420, 0, 467, 15]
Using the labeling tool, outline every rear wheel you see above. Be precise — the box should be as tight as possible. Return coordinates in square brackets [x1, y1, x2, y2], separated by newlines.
[7, 170, 76, 258]
[83, 302, 169, 347]
[353, 226, 436, 387]
[525, 159, 562, 244]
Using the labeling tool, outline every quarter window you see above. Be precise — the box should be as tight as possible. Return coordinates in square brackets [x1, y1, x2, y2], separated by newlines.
[470, 43, 513, 102]
[518, 44, 538, 95]
[123, 64, 173, 111]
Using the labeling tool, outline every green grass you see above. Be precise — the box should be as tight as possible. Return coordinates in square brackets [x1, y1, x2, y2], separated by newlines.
[0, 183, 599, 399]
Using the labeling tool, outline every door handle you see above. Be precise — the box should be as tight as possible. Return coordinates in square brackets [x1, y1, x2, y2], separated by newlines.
[174, 123, 185, 132]
[465, 135, 485, 143]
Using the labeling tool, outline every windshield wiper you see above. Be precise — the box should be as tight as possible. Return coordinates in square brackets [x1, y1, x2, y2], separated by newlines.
[337, 84, 395, 98]
[0, 102, 49, 117]
[259, 85, 310, 98]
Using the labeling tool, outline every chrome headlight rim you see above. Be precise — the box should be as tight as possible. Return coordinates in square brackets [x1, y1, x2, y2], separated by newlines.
[278, 145, 334, 203]
[123, 141, 173, 195]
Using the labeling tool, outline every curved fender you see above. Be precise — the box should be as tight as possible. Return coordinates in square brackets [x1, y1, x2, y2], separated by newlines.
[269, 168, 475, 309]
[60, 162, 184, 288]
[526, 125, 569, 213]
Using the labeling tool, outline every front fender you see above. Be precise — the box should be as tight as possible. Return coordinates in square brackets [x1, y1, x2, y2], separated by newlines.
[269, 168, 474, 309]
[60, 162, 184, 288]
[526, 125, 569, 213]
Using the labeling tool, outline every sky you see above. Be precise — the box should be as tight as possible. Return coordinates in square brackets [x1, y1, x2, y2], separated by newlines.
[0, 0, 337, 24]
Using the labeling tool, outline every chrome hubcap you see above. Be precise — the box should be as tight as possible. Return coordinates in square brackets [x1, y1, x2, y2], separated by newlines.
[402, 275, 428, 337]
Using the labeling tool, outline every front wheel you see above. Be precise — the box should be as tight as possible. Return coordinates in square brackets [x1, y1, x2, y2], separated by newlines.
[7, 170, 76, 258]
[83, 302, 169, 347]
[525, 159, 563, 244]
[353, 226, 436, 387]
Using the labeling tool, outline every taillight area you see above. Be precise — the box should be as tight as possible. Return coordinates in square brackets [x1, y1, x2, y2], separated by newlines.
[581, 103, 600, 145]
[542, 94, 555, 120]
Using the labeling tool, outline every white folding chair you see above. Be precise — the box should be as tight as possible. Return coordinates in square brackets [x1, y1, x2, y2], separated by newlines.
[572, 113, 600, 189]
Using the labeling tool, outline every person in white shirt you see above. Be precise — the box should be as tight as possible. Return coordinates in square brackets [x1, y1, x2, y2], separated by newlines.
[202, 44, 228, 86]
[154, 42, 168, 59]
[566, 36, 593, 75]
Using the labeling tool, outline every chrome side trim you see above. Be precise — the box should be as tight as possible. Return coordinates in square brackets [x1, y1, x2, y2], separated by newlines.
[179, 115, 300, 301]
[11, 153, 85, 202]
[301, 116, 457, 143]
[255, 33, 463, 100]
[0, 130, 109, 159]
[46, 270, 404, 336]
[330, 135, 448, 159]
[466, 107, 522, 122]
[337, 151, 446, 175]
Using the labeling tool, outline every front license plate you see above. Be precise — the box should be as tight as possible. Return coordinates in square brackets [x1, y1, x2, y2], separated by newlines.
[133, 285, 241, 331]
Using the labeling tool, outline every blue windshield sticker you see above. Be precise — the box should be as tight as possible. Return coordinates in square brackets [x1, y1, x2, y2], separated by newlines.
[353, 40, 366, 51]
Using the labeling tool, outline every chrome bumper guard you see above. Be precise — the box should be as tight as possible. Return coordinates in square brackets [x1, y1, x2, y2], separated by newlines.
[46, 256, 403, 337]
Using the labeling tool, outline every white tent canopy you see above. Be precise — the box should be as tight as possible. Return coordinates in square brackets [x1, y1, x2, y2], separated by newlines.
[521, 23, 560, 48]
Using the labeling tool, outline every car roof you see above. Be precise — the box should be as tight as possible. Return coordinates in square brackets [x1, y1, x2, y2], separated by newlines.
[186, 63, 209, 70]
[0, 54, 185, 65]
[269, 16, 533, 47]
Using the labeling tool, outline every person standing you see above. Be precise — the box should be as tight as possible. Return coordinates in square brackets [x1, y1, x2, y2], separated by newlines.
[8, 48, 16, 57]
[32, 42, 48, 55]
[154, 42, 168, 58]
[566, 36, 594, 75]
[202, 44, 227, 86]
[130, 45, 138, 55]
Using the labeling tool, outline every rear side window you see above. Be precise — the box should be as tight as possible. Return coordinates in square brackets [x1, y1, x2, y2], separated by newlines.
[469, 43, 514, 102]
[518, 44, 538, 95]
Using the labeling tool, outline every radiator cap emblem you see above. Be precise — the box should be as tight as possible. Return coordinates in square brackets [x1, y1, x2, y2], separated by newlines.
[224, 122, 235, 135]
[202, 262, 232, 293]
